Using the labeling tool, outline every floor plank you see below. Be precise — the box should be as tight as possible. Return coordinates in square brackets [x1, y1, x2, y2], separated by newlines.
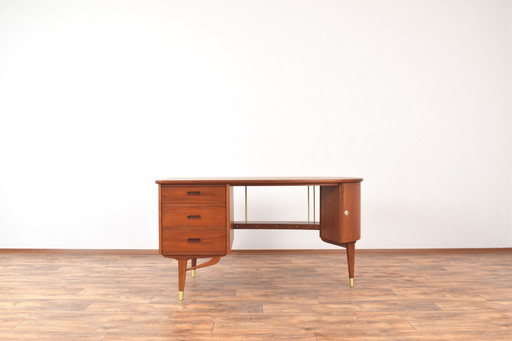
[0, 252, 510, 340]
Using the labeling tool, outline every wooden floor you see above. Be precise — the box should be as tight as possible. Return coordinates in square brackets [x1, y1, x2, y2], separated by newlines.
[0, 252, 511, 340]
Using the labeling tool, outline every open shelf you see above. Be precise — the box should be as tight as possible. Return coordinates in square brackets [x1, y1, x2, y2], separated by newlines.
[232, 221, 320, 230]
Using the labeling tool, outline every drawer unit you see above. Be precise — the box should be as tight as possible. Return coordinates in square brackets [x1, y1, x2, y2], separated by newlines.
[161, 186, 226, 204]
[161, 205, 226, 229]
[161, 229, 226, 255]
[158, 184, 231, 257]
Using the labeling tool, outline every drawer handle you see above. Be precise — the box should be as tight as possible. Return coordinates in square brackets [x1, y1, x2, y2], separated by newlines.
[187, 215, 201, 219]
[187, 238, 202, 243]
[187, 191, 201, 196]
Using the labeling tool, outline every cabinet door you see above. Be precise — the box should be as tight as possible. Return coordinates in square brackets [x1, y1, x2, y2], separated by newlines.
[320, 183, 360, 245]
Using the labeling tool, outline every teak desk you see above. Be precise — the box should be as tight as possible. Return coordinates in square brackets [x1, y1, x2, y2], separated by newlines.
[155, 177, 362, 301]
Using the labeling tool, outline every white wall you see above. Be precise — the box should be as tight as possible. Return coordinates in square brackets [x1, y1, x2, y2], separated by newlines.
[1, 0, 511, 249]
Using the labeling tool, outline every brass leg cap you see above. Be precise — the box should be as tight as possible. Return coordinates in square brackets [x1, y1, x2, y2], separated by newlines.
[349, 278, 354, 287]
[178, 291, 184, 301]
[192, 269, 196, 278]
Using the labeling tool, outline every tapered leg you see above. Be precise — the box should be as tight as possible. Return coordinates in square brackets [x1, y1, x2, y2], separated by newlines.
[346, 242, 355, 287]
[178, 259, 187, 300]
[191, 258, 197, 278]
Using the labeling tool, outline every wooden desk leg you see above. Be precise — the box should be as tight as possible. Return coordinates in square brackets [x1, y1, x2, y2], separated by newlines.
[178, 259, 187, 301]
[346, 242, 356, 287]
[191, 258, 197, 278]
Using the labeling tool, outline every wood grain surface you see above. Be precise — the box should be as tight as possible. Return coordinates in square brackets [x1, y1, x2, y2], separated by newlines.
[160, 186, 226, 204]
[160, 205, 227, 229]
[0, 252, 511, 340]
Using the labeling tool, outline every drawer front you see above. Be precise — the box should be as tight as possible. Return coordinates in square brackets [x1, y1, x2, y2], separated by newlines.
[161, 229, 226, 255]
[161, 205, 226, 228]
[161, 186, 226, 204]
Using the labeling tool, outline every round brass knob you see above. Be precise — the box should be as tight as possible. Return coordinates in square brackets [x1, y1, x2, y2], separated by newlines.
[344, 210, 350, 216]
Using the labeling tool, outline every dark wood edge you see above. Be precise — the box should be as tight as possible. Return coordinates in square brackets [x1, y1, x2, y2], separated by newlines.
[1, 248, 511, 255]
[156, 178, 363, 186]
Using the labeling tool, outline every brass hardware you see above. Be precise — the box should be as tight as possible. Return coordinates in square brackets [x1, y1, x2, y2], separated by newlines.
[349, 278, 354, 287]
[178, 291, 184, 301]
[313, 186, 316, 223]
[344, 210, 350, 216]
[308, 186, 318, 224]
[307, 186, 310, 224]
[192, 269, 196, 278]
[245, 186, 248, 223]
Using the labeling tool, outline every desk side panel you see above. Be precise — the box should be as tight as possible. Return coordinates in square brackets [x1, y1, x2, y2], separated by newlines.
[158, 184, 163, 255]
[227, 185, 234, 254]
[320, 185, 342, 244]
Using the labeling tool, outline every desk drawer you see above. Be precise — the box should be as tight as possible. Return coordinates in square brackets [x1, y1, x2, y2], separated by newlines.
[161, 186, 226, 204]
[161, 229, 226, 255]
[161, 205, 226, 228]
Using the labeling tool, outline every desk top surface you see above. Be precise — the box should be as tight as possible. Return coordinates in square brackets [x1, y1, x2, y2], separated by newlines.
[156, 177, 363, 186]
